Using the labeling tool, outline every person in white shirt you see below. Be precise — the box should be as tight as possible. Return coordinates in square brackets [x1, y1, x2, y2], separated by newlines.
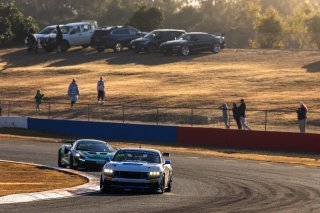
[97, 76, 105, 104]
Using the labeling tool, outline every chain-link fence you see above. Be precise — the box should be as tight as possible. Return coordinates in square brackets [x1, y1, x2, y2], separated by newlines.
[0, 100, 319, 133]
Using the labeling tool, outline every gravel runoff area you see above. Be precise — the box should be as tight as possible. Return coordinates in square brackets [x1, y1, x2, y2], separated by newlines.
[1, 128, 320, 168]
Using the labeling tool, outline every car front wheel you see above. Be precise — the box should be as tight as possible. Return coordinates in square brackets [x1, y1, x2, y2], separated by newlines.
[165, 178, 172, 192]
[69, 154, 78, 170]
[212, 43, 221, 54]
[100, 176, 110, 193]
[181, 46, 190, 56]
[58, 150, 66, 168]
[114, 43, 123, 52]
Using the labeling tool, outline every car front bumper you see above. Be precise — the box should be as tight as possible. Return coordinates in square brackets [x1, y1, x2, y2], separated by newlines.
[102, 177, 161, 190]
[75, 158, 107, 168]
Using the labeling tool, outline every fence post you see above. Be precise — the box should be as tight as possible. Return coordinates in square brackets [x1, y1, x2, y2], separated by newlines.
[87, 104, 90, 121]
[8, 100, 10, 117]
[48, 99, 51, 119]
[264, 110, 268, 131]
[122, 105, 125, 123]
[156, 107, 159, 125]
[191, 108, 194, 126]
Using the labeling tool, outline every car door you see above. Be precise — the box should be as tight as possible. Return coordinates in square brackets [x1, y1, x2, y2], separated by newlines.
[68, 25, 82, 46]
[81, 24, 94, 45]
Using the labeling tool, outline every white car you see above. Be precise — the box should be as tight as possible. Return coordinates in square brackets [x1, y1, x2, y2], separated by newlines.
[100, 148, 173, 193]
[41, 21, 97, 52]
[25, 25, 58, 48]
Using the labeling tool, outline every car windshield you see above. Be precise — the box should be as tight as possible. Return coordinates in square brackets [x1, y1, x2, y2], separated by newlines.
[178, 34, 191, 40]
[75, 141, 113, 152]
[144, 31, 160, 39]
[38, 27, 55, 35]
[112, 150, 161, 164]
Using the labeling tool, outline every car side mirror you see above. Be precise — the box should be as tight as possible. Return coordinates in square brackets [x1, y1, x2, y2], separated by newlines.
[105, 157, 110, 162]
[165, 160, 171, 165]
[162, 152, 170, 157]
[64, 146, 70, 154]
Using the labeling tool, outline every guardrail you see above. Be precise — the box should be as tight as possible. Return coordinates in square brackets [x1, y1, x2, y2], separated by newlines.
[0, 100, 319, 133]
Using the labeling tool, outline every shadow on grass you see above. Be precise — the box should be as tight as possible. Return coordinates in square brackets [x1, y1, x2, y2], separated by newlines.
[1, 46, 211, 69]
[302, 61, 320, 72]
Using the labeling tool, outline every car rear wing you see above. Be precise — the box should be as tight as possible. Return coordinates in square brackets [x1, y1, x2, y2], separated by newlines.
[61, 139, 75, 145]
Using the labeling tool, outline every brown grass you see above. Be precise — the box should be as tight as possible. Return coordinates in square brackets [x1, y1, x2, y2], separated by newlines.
[0, 162, 87, 197]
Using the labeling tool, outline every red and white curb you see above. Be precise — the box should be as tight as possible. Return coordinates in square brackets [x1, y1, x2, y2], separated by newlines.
[0, 160, 100, 204]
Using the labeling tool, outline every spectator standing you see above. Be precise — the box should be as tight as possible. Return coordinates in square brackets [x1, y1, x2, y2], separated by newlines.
[232, 103, 242, 130]
[0, 101, 2, 116]
[56, 25, 63, 53]
[34, 90, 44, 111]
[26, 33, 38, 53]
[238, 99, 251, 130]
[296, 101, 308, 133]
[219, 103, 230, 129]
[68, 79, 80, 107]
[97, 76, 105, 104]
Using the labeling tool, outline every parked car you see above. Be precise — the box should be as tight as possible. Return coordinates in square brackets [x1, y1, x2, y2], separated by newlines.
[100, 148, 173, 193]
[159, 32, 226, 56]
[129, 29, 186, 53]
[90, 26, 146, 52]
[58, 139, 115, 169]
[41, 21, 97, 52]
[24, 25, 58, 48]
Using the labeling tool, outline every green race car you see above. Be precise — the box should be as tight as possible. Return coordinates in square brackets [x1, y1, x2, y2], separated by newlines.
[58, 139, 115, 169]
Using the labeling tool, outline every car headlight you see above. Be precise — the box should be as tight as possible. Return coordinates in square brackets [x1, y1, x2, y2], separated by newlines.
[75, 153, 85, 159]
[104, 168, 114, 176]
[149, 171, 160, 178]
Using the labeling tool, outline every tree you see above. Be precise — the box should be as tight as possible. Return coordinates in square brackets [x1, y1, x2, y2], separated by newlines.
[306, 15, 320, 48]
[128, 6, 163, 31]
[0, 3, 38, 46]
[255, 6, 284, 48]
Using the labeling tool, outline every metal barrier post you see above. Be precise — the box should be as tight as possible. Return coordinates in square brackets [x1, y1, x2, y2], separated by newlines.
[122, 105, 125, 123]
[87, 104, 90, 121]
[7, 100, 10, 116]
[265, 110, 268, 131]
[191, 108, 194, 126]
[156, 107, 159, 125]
[48, 99, 51, 119]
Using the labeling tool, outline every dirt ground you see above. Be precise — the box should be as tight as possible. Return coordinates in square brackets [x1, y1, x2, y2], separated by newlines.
[0, 161, 87, 196]
[1, 47, 320, 110]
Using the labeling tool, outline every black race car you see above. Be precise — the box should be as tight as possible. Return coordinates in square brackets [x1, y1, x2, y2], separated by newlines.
[159, 32, 226, 56]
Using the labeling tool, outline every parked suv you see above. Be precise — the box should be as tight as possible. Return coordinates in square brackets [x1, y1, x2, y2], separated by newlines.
[159, 32, 226, 56]
[129, 29, 186, 53]
[90, 26, 145, 52]
[41, 21, 97, 52]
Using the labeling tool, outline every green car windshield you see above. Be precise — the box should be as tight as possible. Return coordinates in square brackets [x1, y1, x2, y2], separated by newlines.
[113, 150, 161, 164]
[75, 141, 113, 152]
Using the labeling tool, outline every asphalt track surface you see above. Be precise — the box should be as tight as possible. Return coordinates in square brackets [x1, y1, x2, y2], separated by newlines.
[1, 140, 320, 213]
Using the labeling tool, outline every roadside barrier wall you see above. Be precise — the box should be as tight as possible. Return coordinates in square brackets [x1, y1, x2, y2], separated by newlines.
[177, 127, 320, 153]
[0, 117, 28, 129]
[27, 118, 177, 145]
[1, 117, 319, 153]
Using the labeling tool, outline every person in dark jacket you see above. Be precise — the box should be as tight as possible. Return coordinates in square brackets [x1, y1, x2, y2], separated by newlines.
[34, 90, 44, 111]
[0, 101, 2, 116]
[56, 25, 63, 53]
[232, 103, 242, 130]
[97, 76, 105, 104]
[238, 99, 251, 130]
[26, 33, 38, 53]
[296, 101, 308, 133]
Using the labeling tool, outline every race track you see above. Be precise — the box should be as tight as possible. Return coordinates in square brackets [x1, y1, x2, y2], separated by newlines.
[0, 139, 320, 213]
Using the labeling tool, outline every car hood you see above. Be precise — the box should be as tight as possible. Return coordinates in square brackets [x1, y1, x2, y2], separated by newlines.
[106, 161, 161, 172]
[161, 40, 187, 46]
[78, 151, 114, 160]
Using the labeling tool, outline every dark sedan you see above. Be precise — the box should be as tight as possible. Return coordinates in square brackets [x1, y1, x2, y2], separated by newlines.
[159, 32, 225, 56]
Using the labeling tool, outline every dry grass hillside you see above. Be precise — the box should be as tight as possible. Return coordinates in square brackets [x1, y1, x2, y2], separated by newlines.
[0, 47, 320, 131]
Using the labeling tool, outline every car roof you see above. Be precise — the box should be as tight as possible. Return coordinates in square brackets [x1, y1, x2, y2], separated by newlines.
[152, 29, 186, 32]
[117, 148, 161, 154]
[65, 22, 93, 26]
[186, 32, 209, 35]
[75, 139, 107, 143]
